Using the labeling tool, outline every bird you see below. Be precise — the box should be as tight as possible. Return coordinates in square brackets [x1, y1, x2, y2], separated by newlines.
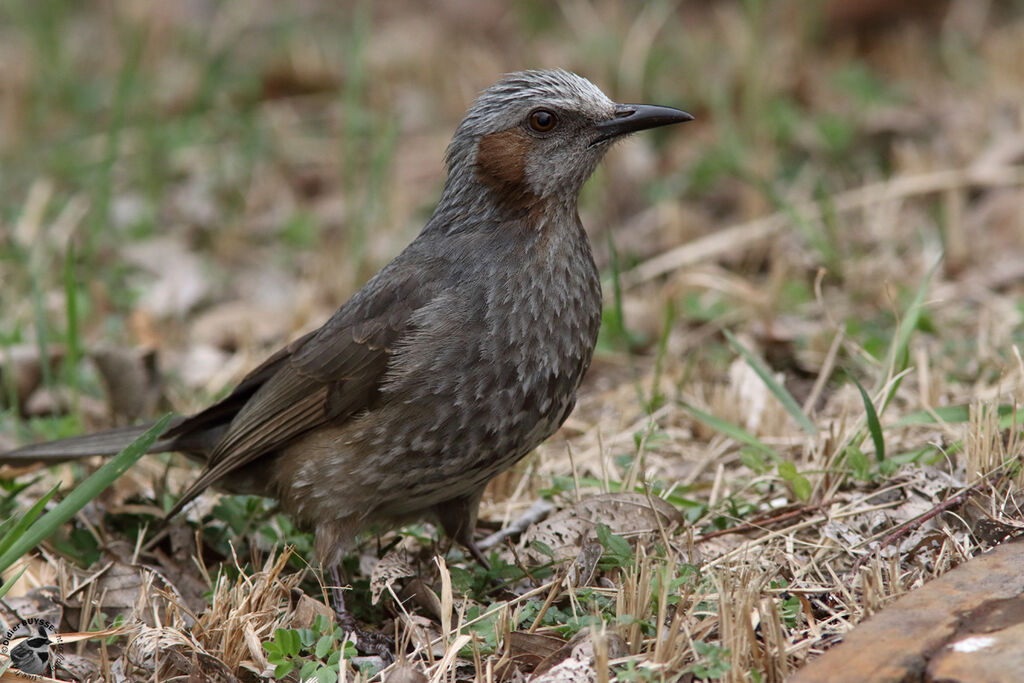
[2, 69, 691, 631]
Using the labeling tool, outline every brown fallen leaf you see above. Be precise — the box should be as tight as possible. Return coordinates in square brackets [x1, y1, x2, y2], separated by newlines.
[54, 654, 102, 682]
[0, 585, 63, 636]
[0, 344, 65, 412]
[385, 660, 429, 683]
[399, 578, 444, 624]
[123, 237, 211, 317]
[506, 630, 567, 673]
[369, 547, 417, 605]
[90, 346, 164, 424]
[529, 629, 630, 683]
[189, 300, 292, 352]
[823, 0, 950, 41]
[535, 629, 629, 676]
[289, 591, 335, 631]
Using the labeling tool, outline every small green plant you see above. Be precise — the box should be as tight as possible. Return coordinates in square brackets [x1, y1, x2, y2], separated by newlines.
[451, 550, 530, 600]
[844, 444, 873, 481]
[51, 523, 102, 566]
[202, 496, 315, 572]
[90, 612, 127, 645]
[262, 614, 360, 681]
[258, 513, 315, 559]
[614, 659, 669, 682]
[686, 640, 732, 679]
[777, 461, 811, 501]
[596, 523, 633, 570]
[462, 602, 511, 652]
[779, 595, 802, 630]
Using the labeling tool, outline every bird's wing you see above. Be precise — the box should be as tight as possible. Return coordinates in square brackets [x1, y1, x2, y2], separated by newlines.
[167, 258, 430, 515]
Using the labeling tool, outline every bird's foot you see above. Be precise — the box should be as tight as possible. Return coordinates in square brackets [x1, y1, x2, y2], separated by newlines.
[328, 566, 395, 662]
[334, 609, 395, 662]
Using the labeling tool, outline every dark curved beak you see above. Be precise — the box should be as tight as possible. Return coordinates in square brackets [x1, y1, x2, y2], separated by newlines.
[592, 104, 694, 145]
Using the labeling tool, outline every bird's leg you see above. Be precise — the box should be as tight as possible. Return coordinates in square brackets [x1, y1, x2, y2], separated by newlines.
[463, 536, 492, 571]
[326, 565, 394, 661]
[327, 565, 355, 631]
[435, 490, 491, 570]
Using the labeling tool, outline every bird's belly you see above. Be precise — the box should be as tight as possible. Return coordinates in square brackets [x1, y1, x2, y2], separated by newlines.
[272, 355, 582, 526]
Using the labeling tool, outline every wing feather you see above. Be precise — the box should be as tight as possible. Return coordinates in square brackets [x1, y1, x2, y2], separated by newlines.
[164, 255, 434, 515]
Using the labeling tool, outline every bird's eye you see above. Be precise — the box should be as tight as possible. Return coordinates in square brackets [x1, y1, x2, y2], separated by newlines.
[528, 109, 557, 133]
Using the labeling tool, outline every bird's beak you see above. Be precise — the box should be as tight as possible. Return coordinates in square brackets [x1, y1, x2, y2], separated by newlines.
[592, 104, 694, 145]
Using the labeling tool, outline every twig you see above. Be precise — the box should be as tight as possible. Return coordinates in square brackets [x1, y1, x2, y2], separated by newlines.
[695, 500, 834, 543]
[478, 499, 554, 550]
[847, 484, 978, 580]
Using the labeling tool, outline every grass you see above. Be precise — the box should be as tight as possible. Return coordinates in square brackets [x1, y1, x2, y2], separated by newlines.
[2, 1, 1024, 681]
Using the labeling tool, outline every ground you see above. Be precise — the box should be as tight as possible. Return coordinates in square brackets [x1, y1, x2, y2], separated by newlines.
[2, 1, 1024, 681]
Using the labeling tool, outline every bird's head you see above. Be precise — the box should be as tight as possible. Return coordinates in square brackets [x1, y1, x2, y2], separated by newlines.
[440, 69, 692, 216]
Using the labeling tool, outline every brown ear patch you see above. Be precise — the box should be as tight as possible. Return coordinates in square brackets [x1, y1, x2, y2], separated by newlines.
[476, 128, 540, 211]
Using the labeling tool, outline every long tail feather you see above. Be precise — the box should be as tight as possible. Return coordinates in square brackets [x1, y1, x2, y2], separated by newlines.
[0, 419, 186, 465]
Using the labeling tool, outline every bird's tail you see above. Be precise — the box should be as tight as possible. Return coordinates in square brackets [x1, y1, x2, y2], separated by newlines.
[0, 419, 187, 465]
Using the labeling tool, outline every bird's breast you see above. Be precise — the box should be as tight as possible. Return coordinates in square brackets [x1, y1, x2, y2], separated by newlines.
[374, 221, 600, 498]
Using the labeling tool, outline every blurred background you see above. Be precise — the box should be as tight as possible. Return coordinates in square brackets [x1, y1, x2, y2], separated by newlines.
[3, 1, 1024, 677]
[2, 0, 1023, 426]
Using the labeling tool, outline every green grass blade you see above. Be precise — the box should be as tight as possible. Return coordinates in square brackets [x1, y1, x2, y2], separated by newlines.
[852, 377, 885, 463]
[604, 230, 630, 351]
[724, 329, 818, 436]
[679, 401, 780, 461]
[873, 260, 938, 396]
[0, 565, 28, 601]
[998, 406, 1024, 430]
[645, 301, 675, 413]
[892, 404, 1024, 429]
[0, 414, 172, 573]
[0, 484, 59, 558]
[892, 405, 972, 427]
[63, 240, 81, 406]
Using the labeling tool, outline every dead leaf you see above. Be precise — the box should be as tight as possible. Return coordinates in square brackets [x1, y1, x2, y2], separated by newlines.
[399, 578, 444, 624]
[369, 548, 416, 605]
[0, 344, 65, 411]
[290, 591, 335, 631]
[533, 628, 628, 676]
[257, 61, 339, 102]
[90, 346, 164, 424]
[176, 343, 239, 389]
[190, 300, 291, 352]
[529, 629, 628, 683]
[507, 631, 567, 672]
[123, 237, 210, 317]
[521, 492, 684, 564]
[567, 542, 603, 587]
[56, 654, 102, 682]
[0, 586, 63, 634]
[385, 661, 429, 683]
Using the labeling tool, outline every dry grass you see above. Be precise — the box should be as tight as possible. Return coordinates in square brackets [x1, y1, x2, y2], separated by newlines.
[2, 1, 1024, 681]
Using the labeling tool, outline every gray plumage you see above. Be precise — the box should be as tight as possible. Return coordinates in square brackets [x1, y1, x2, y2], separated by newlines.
[1, 70, 692, 569]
